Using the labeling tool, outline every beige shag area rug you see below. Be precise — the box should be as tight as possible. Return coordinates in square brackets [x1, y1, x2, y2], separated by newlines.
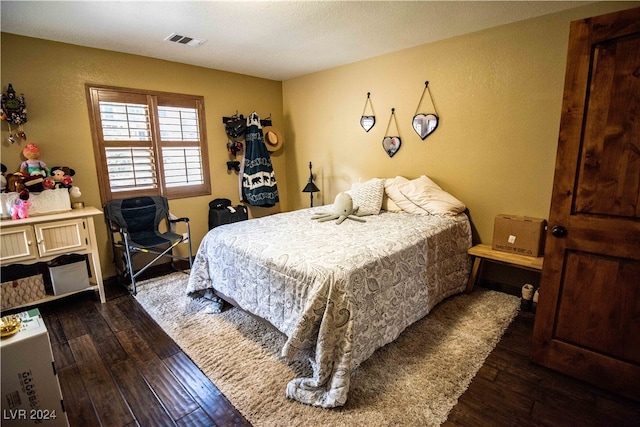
[134, 271, 519, 427]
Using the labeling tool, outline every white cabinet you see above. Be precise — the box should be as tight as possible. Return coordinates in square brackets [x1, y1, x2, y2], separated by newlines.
[35, 218, 89, 258]
[0, 225, 36, 264]
[0, 207, 105, 306]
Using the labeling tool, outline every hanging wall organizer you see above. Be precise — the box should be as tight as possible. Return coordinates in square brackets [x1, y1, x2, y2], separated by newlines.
[382, 108, 401, 158]
[360, 92, 376, 132]
[222, 112, 274, 173]
[412, 81, 439, 140]
[221, 112, 272, 128]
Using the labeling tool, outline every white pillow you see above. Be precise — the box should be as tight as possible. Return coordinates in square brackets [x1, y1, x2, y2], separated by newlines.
[398, 175, 466, 215]
[349, 178, 384, 216]
[381, 193, 403, 212]
[384, 176, 427, 214]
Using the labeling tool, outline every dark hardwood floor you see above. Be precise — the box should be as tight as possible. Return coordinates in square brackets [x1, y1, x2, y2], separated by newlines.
[13, 278, 640, 426]
[35, 278, 250, 427]
[445, 310, 640, 427]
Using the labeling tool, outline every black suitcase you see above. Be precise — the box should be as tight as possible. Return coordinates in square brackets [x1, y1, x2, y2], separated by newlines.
[208, 203, 248, 230]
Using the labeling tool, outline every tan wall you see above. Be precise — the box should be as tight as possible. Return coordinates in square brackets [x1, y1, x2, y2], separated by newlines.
[1, 2, 635, 281]
[282, 2, 637, 245]
[1, 33, 286, 278]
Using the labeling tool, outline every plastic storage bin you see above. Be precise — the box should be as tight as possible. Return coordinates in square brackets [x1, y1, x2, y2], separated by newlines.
[47, 254, 90, 296]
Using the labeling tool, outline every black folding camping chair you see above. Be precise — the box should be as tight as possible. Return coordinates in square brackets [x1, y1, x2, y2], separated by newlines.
[104, 196, 192, 295]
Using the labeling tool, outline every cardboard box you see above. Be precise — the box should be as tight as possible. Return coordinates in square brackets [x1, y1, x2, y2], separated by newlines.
[1, 309, 69, 426]
[492, 214, 546, 257]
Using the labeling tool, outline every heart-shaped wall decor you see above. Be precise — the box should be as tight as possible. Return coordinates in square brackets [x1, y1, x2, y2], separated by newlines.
[382, 136, 401, 158]
[360, 115, 375, 132]
[412, 113, 439, 140]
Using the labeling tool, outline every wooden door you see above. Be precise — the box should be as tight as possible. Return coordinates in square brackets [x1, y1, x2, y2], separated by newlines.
[531, 7, 640, 401]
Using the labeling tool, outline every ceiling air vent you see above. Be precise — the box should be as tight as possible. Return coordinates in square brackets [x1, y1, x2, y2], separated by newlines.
[164, 33, 206, 47]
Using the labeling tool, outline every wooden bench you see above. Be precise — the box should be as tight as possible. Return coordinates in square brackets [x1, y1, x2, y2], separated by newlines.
[466, 244, 544, 293]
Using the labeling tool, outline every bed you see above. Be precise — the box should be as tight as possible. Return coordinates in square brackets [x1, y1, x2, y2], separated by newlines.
[187, 176, 472, 407]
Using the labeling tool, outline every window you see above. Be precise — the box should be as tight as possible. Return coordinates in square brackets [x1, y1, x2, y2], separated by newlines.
[86, 85, 211, 203]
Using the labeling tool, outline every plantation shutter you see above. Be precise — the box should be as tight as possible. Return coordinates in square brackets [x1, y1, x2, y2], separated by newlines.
[87, 85, 210, 203]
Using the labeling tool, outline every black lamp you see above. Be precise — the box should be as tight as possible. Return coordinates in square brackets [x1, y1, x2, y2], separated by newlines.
[302, 161, 320, 207]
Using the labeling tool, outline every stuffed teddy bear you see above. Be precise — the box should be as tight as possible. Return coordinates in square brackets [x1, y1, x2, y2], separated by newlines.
[311, 192, 366, 225]
[11, 190, 31, 219]
[6, 172, 28, 193]
[43, 166, 81, 198]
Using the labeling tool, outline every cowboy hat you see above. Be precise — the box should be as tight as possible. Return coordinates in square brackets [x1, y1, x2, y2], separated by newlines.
[262, 126, 284, 152]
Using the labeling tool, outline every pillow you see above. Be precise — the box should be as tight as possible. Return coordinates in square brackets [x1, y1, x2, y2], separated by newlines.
[384, 176, 427, 214]
[398, 175, 466, 215]
[349, 178, 384, 216]
[381, 192, 403, 212]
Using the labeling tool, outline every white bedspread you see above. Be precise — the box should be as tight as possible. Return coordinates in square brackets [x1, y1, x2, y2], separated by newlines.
[187, 208, 472, 407]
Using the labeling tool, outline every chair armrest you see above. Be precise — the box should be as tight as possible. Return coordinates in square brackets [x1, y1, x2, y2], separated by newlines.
[106, 224, 129, 247]
[169, 217, 189, 223]
[107, 221, 128, 235]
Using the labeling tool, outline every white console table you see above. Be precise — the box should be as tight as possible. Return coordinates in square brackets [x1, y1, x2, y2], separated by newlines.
[0, 207, 105, 307]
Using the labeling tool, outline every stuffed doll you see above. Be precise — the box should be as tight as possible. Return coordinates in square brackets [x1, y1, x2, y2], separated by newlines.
[44, 166, 74, 189]
[311, 192, 366, 225]
[43, 166, 81, 198]
[11, 190, 31, 219]
[21, 143, 47, 176]
[20, 143, 47, 191]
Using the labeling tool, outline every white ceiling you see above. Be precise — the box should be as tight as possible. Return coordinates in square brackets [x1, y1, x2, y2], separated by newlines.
[1, 1, 591, 81]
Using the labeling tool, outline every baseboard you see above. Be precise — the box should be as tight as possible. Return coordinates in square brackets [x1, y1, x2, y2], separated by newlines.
[479, 279, 521, 297]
